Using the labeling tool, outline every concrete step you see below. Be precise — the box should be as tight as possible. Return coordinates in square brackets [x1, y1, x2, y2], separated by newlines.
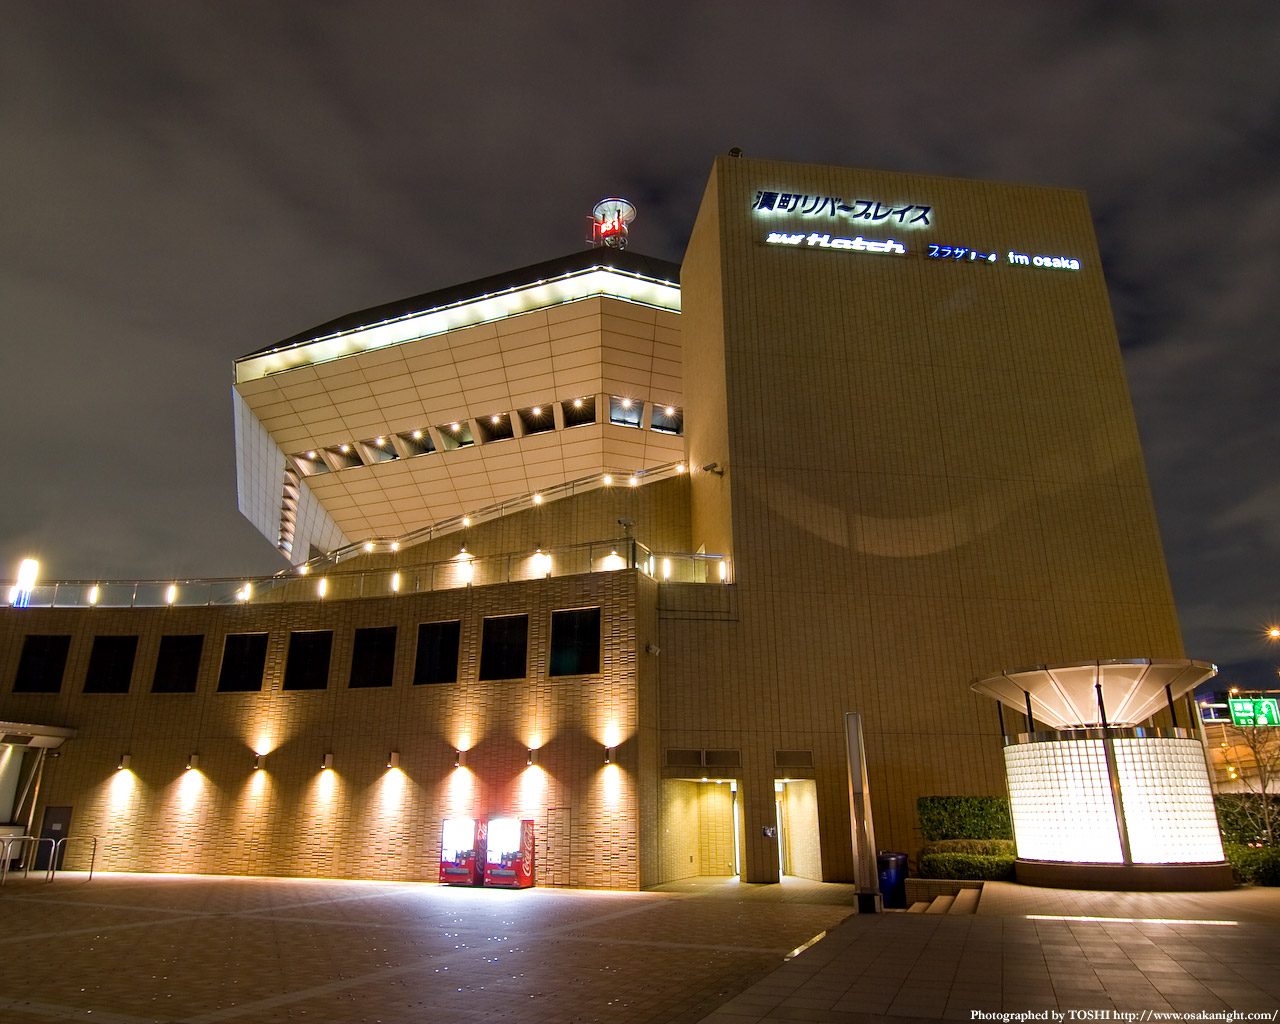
[924, 894, 954, 914]
[949, 887, 981, 914]
[907, 901, 930, 913]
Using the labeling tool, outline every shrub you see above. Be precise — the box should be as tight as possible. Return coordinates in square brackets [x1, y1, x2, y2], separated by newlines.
[922, 839, 1015, 857]
[1224, 844, 1280, 886]
[918, 852, 1016, 881]
[1215, 794, 1280, 846]
[917, 796, 1013, 841]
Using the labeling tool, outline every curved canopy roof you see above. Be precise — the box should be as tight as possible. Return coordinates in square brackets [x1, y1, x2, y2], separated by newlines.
[971, 659, 1216, 728]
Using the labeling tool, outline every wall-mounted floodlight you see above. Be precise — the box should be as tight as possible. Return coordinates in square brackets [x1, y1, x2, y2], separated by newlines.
[455, 749, 466, 768]
[527, 748, 538, 767]
[322, 752, 334, 770]
[254, 754, 265, 770]
[118, 754, 131, 771]
[605, 746, 617, 765]
[387, 751, 400, 769]
[186, 754, 199, 771]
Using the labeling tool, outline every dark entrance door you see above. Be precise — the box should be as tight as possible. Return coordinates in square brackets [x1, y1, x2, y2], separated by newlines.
[35, 805, 72, 870]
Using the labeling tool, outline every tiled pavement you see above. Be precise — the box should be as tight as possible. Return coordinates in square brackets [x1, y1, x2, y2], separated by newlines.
[1, 873, 1277, 1024]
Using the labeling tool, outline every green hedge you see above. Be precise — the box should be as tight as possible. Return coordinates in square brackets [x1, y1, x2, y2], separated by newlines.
[918, 852, 1016, 881]
[1215, 794, 1280, 846]
[917, 796, 1013, 841]
[1224, 844, 1280, 886]
[922, 839, 1015, 856]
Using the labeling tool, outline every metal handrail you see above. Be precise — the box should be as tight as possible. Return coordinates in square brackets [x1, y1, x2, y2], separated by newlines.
[0, 836, 56, 886]
[50, 836, 98, 881]
[3, 534, 732, 609]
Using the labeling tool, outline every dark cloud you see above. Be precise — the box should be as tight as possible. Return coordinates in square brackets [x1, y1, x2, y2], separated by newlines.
[1, 0, 1277, 669]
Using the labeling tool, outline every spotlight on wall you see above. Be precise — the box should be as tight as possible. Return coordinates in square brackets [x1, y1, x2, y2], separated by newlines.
[322, 752, 334, 770]
[254, 753, 265, 770]
[186, 754, 199, 771]
[527, 748, 538, 767]
[118, 754, 131, 771]
[387, 751, 400, 769]
[455, 749, 466, 768]
[605, 746, 617, 765]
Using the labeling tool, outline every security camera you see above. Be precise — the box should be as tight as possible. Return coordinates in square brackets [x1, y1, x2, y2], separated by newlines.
[645, 642, 661, 655]
[617, 517, 634, 530]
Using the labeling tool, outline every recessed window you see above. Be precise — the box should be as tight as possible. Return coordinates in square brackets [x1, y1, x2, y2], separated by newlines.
[83, 635, 138, 694]
[517, 404, 555, 435]
[398, 429, 435, 456]
[414, 621, 461, 685]
[152, 635, 204, 693]
[292, 450, 330, 476]
[282, 631, 333, 690]
[361, 437, 399, 464]
[326, 444, 363, 469]
[350, 626, 396, 688]
[217, 633, 268, 692]
[436, 421, 474, 451]
[549, 608, 601, 676]
[650, 404, 683, 435]
[561, 396, 596, 428]
[608, 396, 643, 428]
[13, 635, 71, 694]
[477, 413, 514, 443]
[479, 614, 528, 681]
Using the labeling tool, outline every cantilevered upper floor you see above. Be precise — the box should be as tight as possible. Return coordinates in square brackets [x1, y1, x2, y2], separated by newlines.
[233, 248, 686, 563]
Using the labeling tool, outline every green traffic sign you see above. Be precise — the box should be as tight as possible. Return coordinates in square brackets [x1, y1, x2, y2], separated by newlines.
[1229, 697, 1280, 727]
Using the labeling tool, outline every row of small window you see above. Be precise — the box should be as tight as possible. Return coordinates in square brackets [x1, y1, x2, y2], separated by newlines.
[10, 608, 601, 695]
[290, 397, 683, 476]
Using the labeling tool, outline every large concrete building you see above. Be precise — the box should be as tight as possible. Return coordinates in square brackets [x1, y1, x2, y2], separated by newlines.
[0, 156, 1201, 888]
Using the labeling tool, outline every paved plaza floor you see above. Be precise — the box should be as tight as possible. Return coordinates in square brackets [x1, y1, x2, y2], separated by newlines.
[0, 872, 1276, 1024]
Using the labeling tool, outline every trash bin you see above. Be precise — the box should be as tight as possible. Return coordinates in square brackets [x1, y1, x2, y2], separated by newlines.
[876, 851, 908, 908]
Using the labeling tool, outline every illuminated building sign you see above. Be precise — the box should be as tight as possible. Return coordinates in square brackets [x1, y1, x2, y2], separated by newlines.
[929, 244, 999, 263]
[767, 231, 905, 255]
[1007, 251, 1081, 271]
[752, 190, 931, 227]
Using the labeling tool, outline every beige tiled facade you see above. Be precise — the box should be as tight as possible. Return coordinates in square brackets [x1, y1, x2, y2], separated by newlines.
[0, 157, 1185, 890]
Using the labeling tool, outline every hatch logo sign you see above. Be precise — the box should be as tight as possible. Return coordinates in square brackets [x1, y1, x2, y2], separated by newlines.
[767, 231, 906, 255]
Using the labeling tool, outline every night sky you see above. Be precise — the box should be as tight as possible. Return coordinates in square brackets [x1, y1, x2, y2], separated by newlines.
[3, 2, 1277, 681]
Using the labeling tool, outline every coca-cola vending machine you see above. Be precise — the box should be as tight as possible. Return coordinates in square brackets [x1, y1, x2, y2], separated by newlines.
[484, 817, 534, 888]
[440, 817, 486, 886]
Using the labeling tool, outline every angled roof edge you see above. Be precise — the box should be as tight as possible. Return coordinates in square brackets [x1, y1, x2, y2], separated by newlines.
[239, 249, 682, 362]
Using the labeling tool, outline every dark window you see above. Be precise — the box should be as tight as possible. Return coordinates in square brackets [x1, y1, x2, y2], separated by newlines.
[413, 621, 460, 685]
[13, 635, 70, 693]
[561, 396, 596, 427]
[217, 633, 268, 692]
[650, 404, 684, 435]
[350, 626, 396, 688]
[479, 614, 528, 681]
[549, 608, 601, 676]
[152, 635, 204, 693]
[282, 631, 333, 690]
[83, 635, 138, 693]
[608, 396, 643, 428]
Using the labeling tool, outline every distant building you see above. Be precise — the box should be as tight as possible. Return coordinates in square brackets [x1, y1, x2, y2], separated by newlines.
[0, 156, 1197, 888]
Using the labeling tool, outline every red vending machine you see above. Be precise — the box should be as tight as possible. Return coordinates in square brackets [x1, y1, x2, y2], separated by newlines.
[484, 817, 534, 888]
[440, 817, 487, 886]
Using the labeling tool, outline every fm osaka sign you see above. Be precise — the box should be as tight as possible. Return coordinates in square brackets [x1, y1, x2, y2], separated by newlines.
[767, 231, 905, 255]
[752, 189, 931, 227]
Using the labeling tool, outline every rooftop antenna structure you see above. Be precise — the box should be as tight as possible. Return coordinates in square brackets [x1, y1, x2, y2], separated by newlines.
[589, 198, 637, 250]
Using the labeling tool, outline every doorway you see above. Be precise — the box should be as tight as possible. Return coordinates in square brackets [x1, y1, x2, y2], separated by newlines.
[773, 779, 821, 880]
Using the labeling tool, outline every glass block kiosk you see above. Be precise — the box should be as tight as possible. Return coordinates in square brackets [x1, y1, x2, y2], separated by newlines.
[973, 660, 1233, 890]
